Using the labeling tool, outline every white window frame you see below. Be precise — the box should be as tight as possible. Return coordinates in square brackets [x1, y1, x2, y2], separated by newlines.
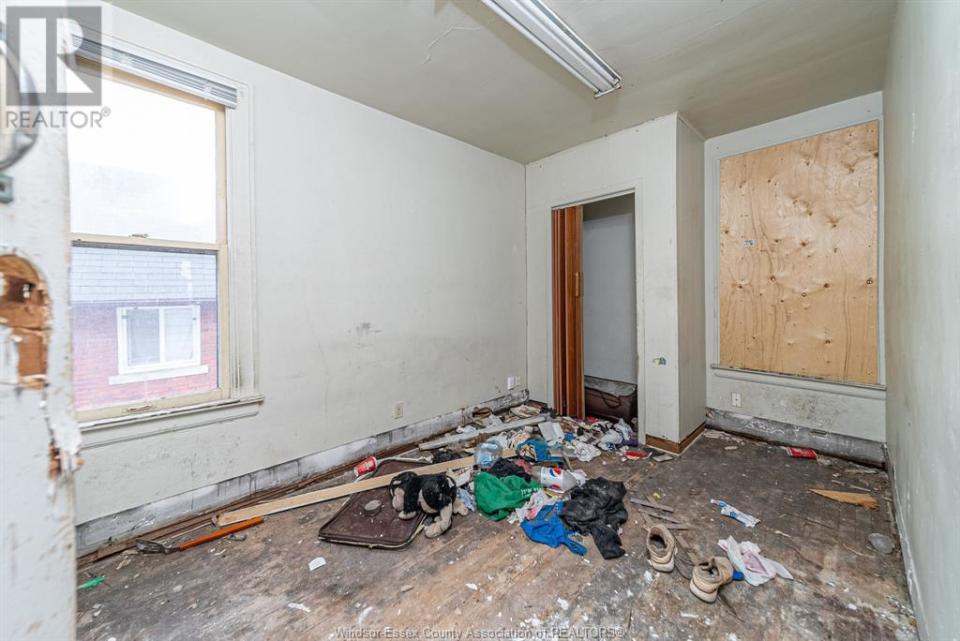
[111, 304, 207, 384]
[71, 62, 229, 420]
[69, 38, 262, 436]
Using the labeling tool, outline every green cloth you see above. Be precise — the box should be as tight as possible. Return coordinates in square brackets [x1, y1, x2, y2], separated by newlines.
[78, 576, 104, 590]
[474, 472, 541, 521]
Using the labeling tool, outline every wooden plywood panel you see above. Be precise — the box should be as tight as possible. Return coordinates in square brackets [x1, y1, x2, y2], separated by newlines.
[719, 121, 879, 384]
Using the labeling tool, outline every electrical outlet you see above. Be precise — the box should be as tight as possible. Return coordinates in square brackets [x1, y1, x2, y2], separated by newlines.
[392, 401, 404, 419]
[507, 375, 519, 390]
[731, 392, 742, 408]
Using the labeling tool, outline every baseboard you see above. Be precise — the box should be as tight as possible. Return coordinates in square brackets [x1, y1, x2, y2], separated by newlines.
[886, 446, 926, 640]
[645, 423, 705, 454]
[76, 389, 529, 558]
[706, 407, 885, 467]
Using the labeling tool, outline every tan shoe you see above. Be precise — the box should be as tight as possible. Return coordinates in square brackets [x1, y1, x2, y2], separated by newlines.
[646, 524, 676, 572]
[689, 557, 734, 603]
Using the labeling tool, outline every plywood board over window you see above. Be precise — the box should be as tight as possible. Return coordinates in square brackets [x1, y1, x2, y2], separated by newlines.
[719, 121, 879, 384]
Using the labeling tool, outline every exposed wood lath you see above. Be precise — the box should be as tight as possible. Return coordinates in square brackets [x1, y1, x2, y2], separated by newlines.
[719, 121, 879, 384]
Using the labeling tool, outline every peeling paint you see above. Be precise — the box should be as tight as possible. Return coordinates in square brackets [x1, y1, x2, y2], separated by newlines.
[0, 251, 82, 481]
[706, 407, 884, 466]
[0, 69, 81, 636]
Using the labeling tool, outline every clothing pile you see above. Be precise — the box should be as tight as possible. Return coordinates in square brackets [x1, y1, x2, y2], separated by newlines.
[361, 404, 646, 562]
[474, 472, 540, 521]
[559, 478, 628, 559]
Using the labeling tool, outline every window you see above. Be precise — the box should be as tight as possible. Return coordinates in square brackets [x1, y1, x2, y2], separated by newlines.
[115, 305, 203, 379]
[68, 62, 229, 419]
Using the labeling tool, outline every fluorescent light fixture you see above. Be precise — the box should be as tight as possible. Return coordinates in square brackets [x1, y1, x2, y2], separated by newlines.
[480, 0, 622, 97]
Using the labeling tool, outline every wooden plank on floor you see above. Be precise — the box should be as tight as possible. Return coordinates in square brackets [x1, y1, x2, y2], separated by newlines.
[215, 455, 480, 525]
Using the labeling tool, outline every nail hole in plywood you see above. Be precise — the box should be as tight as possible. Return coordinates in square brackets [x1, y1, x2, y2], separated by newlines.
[0, 255, 50, 389]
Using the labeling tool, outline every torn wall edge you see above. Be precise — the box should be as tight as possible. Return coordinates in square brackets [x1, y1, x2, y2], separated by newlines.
[1, 249, 83, 482]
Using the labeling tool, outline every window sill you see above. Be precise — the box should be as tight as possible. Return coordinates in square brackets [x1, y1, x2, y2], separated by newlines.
[109, 364, 208, 385]
[79, 394, 264, 449]
[710, 364, 886, 399]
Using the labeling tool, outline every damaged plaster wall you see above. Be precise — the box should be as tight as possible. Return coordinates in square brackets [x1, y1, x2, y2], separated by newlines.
[0, 31, 80, 640]
[525, 113, 694, 444]
[75, 4, 526, 525]
[883, 1, 960, 638]
[703, 93, 886, 443]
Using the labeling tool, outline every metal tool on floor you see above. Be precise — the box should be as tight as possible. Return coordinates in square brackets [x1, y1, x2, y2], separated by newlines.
[136, 517, 264, 554]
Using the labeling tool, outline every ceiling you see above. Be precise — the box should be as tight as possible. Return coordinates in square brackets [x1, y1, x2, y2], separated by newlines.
[111, 0, 896, 163]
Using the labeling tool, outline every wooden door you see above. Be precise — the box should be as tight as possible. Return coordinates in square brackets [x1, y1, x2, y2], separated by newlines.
[552, 206, 584, 417]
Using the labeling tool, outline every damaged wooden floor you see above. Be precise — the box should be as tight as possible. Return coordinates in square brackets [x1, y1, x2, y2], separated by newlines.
[77, 430, 917, 640]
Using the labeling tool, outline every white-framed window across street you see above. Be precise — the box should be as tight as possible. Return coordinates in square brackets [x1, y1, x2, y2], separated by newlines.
[113, 304, 206, 383]
[66, 39, 261, 428]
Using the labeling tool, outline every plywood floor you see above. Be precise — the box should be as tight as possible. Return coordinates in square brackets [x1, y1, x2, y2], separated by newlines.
[76, 431, 917, 641]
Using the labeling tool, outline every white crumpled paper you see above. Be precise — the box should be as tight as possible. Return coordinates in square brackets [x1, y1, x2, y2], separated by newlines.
[568, 439, 602, 462]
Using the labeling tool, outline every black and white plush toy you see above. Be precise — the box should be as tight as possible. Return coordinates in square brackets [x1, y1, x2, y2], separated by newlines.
[388, 472, 468, 538]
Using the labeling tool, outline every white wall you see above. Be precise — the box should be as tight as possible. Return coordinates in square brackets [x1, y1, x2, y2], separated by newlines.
[526, 113, 694, 443]
[703, 93, 887, 443]
[75, 5, 526, 523]
[676, 119, 706, 441]
[0, 31, 80, 639]
[582, 195, 636, 384]
[883, 2, 960, 639]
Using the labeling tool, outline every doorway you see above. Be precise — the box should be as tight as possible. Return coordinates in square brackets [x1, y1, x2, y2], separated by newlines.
[552, 193, 638, 424]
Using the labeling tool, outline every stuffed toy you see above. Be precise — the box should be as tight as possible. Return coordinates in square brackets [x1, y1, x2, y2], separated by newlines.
[388, 472, 468, 538]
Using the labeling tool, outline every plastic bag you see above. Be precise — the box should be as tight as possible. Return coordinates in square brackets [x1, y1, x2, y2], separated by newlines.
[718, 536, 793, 586]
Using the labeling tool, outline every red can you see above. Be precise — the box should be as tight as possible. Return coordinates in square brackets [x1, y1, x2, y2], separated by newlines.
[354, 456, 378, 477]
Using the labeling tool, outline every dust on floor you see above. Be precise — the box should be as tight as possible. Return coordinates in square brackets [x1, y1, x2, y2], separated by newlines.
[76, 431, 917, 641]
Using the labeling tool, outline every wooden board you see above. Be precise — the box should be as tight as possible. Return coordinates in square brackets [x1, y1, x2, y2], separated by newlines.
[215, 455, 478, 526]
[719, 121, 879, 384]
[216, 450, 515, 526]
[810, 488, 878, 510]
[645, 422, 705, 454]
[417, 415, 545, 450]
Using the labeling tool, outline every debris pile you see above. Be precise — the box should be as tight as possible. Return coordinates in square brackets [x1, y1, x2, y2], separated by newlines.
[110, 404, 830, 614]
[315, 403, 654, 559]
[406, 403, 643, 558]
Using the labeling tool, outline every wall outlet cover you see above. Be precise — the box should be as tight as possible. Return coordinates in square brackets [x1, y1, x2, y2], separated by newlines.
[392, 401, 404, 419]
[731, 392, 742, 408]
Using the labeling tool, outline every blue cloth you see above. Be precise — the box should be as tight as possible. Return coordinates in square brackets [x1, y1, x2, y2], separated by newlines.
[521, 502, 587, 556]
[517, 438, 564, 464]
